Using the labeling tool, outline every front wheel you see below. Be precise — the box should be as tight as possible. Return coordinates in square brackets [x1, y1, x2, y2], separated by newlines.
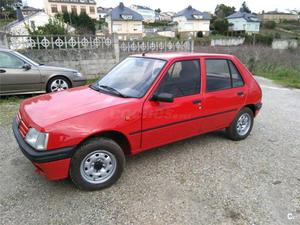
[47, 77, 71, 93]
[70, 137, 125, 191]
[226, 107, 254, 141]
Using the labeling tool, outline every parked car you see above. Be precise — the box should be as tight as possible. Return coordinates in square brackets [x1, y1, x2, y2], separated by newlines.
[12, 53, 262, 190]
[0, 49, 86, 95]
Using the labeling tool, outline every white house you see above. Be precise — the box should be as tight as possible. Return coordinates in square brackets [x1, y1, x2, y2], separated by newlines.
[130, 5, 156, 23]
[173, 6, 211, 37]
[106, 2, 143, 40]
[226, 11, 260, 34]
[5, 11, 74, 36]
[97, 7, 112, 20]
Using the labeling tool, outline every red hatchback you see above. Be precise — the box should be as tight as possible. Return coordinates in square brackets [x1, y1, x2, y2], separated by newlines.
[13, 53, 262, 190]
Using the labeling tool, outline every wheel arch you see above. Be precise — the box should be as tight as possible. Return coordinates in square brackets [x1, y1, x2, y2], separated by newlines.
[244, 104, 256, 116]
[46, 75, 72, 92]
[78, 130, 132, 156]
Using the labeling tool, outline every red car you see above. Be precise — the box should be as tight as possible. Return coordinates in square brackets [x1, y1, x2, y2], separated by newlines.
[13, 53, 262, 190]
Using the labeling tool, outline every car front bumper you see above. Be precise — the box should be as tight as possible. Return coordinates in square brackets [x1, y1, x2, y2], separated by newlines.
[72, 79, 87, 87]
[12, 118, 74, 180]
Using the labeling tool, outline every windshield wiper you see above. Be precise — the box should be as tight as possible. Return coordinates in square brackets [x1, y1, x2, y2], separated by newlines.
[89, 84, 101, 91]
[99, 85, 129, 98]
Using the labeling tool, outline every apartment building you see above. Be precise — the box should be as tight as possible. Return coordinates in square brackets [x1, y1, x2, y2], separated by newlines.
[44, 0, 97, 19]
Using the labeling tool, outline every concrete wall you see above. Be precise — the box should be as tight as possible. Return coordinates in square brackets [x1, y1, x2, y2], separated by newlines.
[272, 39, 298, 50]
[20, 48, 118, 79]
[211, 38, 245, 46]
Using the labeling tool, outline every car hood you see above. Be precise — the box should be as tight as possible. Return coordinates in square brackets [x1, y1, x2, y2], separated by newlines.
[20, 86, 136, 129]
[38, 65, 76, 72]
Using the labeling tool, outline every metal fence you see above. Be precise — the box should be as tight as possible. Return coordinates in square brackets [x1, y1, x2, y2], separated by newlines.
[8, 35, 114, 50]
[7, 34, 193, 53]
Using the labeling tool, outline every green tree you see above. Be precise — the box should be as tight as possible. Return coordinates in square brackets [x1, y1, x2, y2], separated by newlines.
[59, 11, 96, 34]
[26, 16, 67, 35]
[240, 1, 251, 13]
[215, 4, 235, 18]
[212, 19, 229, 34]
[155, 8, 161, 14]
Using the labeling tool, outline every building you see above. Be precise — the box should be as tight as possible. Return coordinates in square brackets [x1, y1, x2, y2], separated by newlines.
[159, 12, 176, 22]
[226, 11, 260, 34]
[5, 11, 74, 49]
[130, 5, 156, 23]
[97, 7, 112, 19]
[259, 11, 299, 23]
[173, 6, 211, 37]
[43, 0, 97, 20]
[22, 6, 43, 16]
[106, 2, 143, 40]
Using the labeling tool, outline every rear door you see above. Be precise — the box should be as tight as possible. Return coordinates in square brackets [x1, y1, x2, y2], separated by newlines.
[141, 59, 203, 150]
[201, 57, 247, 132]
[0, 51, 41, 94]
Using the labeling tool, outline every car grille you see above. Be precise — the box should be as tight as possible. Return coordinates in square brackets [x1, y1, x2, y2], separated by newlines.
[17, 113, 29, 138]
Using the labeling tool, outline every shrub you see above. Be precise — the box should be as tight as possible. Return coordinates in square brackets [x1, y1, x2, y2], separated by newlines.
[263, 21, 276, 29]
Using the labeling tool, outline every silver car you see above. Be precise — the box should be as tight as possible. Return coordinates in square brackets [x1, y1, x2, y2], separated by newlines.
[0, 49, 86, 96]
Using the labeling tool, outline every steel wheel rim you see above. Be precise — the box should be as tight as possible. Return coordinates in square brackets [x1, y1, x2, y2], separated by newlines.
[50, 79, 69, 92]
[236, 113, 251, 136]
[80, 150, 117, 184]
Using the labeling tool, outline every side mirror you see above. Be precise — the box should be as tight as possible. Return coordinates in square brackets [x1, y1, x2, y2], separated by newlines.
[151, 93, 174, 103]
[23, 63, 31, 71]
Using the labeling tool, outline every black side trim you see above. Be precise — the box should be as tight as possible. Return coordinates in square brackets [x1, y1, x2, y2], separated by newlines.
[129, 108, 237, 135]
[255, 102, 262, 110]
[12, 118, 75, 163]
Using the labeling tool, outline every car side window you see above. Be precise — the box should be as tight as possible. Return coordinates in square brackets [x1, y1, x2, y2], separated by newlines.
[205, 59, 245, 92]
[0, 52, 24, 69]
[228, 60, 244, 87]
[157, 60, 201, 98]
[205, 59, 231, 92]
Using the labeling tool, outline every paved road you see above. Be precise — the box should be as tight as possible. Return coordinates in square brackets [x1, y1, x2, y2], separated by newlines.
[0, 77, 299, 225]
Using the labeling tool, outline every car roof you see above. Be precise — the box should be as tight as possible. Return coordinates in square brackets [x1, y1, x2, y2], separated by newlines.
[132, 52, 235, 61]
[0, 48, 12, 52]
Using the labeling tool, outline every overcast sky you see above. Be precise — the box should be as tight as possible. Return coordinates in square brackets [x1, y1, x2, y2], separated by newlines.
[25, 0, 299, 13]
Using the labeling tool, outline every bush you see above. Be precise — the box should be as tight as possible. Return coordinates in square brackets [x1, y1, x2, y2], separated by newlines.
[244, 33, 273, 45]
[60, 12, 96, 34]
[263, 21, 276, 29]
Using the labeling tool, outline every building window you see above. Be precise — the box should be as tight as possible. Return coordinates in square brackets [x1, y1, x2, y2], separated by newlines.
[51, 5, 58, 13]
[81, 6, 86, 14]
[71, 5, 77, 14]
[89, 6, 95, 14]
[61, 5, 68, 13]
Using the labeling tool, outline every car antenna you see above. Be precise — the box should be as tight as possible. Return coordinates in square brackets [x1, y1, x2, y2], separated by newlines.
[142, 51, 150, 56]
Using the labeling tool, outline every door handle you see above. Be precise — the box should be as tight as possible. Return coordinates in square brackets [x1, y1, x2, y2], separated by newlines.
[192, 99, 202, 104]
[0, 69, 6, 73]
[237, 91, 244, 96]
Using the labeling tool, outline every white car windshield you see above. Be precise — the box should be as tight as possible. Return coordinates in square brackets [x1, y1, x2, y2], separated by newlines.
[95, 57, 166, 98]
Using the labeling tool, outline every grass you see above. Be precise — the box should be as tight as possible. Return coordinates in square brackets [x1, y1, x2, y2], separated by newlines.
[254, 66, 300, 88]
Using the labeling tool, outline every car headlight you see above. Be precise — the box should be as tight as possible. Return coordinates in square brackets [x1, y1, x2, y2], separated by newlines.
[25, 128, 49, 151]
[73, 71, 82, 77]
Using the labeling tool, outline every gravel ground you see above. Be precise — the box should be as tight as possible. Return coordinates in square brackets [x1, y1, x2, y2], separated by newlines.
[0, 77, 299, 225]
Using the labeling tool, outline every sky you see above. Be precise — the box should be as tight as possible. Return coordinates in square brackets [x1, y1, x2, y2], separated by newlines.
[25, 0, 300, 13]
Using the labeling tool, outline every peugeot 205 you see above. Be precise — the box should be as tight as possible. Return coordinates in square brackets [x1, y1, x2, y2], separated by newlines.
[12, 53, 262, 190]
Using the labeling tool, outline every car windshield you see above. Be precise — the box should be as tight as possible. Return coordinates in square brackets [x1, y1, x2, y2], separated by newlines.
[13, 51, 41, 66]
[94, 57, 166, 98]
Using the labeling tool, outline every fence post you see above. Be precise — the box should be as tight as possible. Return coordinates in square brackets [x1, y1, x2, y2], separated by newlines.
[113, 33, 120, 62]
[0, 31, 9, 49]
[188, 37, 194, 52]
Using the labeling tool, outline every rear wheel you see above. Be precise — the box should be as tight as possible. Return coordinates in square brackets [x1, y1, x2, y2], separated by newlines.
[70, 137, 125, 191]
[47, 77, 71, 93]
[226, 107, 254, 141]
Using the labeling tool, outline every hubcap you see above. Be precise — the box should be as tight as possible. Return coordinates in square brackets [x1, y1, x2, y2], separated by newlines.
[80, 150, 117, 184]
[236, 113, 251, 136]
[50, 79, 69, 92]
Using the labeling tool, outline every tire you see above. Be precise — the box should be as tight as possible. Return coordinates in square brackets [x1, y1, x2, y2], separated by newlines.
[69, 137, 125, 191]
[46, 76, 71, 93]
[226, 107, 254, 141]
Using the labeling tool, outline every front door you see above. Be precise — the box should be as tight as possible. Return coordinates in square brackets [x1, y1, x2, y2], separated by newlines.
[141, 59, 203, 150]
[0, 51, 41, 94]
[201, 58, 247, 132]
